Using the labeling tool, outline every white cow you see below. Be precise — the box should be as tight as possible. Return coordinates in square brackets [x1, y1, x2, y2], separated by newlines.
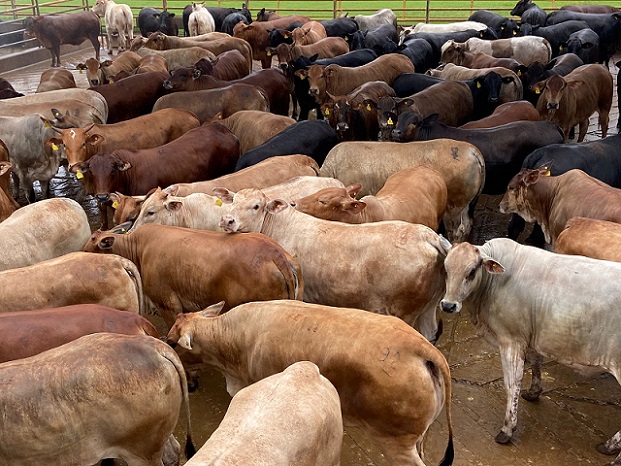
[0, 198, 91, 272]
[440, 237, 621, 464]
[218, 187, 449, 342]
[92, 0, 134, 54]
[188, 3, 215, 37]
[185, 361, 342, 466]
[353, 8, 396, 32]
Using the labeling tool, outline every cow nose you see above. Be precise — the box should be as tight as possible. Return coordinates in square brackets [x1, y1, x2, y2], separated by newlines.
[96, 193, 110, 202]
[336, 123, 349, 131]
[308, 88, 318, 96]
[489, 96, 499, 104]
[163, 80, 173, 90]
[440, 300, 458, 313]
[547, 102, 559, 110]
[391, 129, 402, 140]
[90, 79, 99, 86]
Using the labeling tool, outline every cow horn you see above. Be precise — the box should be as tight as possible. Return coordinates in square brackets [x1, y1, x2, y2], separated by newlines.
[84, 123, 96, 133]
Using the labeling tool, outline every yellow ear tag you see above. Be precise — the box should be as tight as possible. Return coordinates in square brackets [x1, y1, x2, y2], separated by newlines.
[535, 88, 541, 94]
[544, 170, 551, 176]
[51, 143, 59, 151]
[112, 201, 119, 209]
[366, 104, 371, 111]
[267, 51, 271, 56]
[324, 108, 330, 116]
[559, 45, 563, 51]
[44, 120, 51, 128]
[387, 117, 393, 125]
[345, 36, 348, 41]
[79, 69, 83, 74]
[517, 70, 521, 76]
[476, 81, 481, 89]
[76, 170, 84, 180]
[215, 197, 223, 206]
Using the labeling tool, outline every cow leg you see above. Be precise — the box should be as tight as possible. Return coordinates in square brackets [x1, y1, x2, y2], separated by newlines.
[600, 109, 610, 139]
[577, 118, 589, 142]
[107, 32, 114, 54]
[521, 352, 543, 401]
[443, 206, 470, 243]
[507, 214, 525, 240]
[414, 307, 440, 344]
[375, 434, 425, 466]
[496, 343, 525, 444]
[90, 35, 101, 60]
[99, 201, 109, 230]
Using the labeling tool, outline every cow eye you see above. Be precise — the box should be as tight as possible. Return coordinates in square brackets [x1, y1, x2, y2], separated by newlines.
[146, 210, 155, 216]
[253, 204, 260, 210]
[467, 268, 477, 280]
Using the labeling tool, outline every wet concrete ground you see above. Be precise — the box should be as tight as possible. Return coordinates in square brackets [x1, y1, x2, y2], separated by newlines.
[2, 48, 620, 466]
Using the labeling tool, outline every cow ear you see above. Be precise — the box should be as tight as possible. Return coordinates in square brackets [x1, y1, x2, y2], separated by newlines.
[109, 192, 121, 203]
[309, 53, 319, 62]
[116, 161, 132, 172]
[165, 200, 183, 211]
[294, 69, 307, 79]
[169, 12, 175, 17]
[397, 98, 414, 109]
[70, 162, 89, 174]
[524, 169, 541, 186]
[212, 187, 234, 203]
[44, 138, 63, 151]
[482, 258, 505, 274]
[361, 99, 376, 111]
[199, 301, 226, 317]
[177, 331, 192, 351]
[98, 235, 116, 250]
[344, 199, 366, 213]
[266, 199, 288, 214]
[0, 162, 11, 177]
[422, 113, 439, 126]
[76, 63, 87, 70]
[515, 65, 527, 78]
[346, 183, 362, 198]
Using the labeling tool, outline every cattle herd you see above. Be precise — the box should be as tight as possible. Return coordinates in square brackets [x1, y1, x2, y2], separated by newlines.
[1, 1, 621, 465]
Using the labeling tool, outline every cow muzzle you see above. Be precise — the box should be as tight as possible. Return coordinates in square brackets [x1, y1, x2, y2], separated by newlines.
[546, 101, 559, 110]
[336, 122, 349, 132]
[308, 88, 318, 96]
[90, 79, 100, 86]
[390, 128, 403, 141]
[163, 80, 173, 90]
[219, 216, 238, 233]
[440, 299, 461, 314]
[96, 193, 110, 203]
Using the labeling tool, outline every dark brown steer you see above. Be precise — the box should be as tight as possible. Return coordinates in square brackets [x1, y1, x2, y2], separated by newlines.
[0, 305, 159, 364]
[460, 100, 540, 129]
[193, 50, 250, 81]
[24, 12, 100, 67]
[70, 123, 239, 201]
[268, 37, 349, 64]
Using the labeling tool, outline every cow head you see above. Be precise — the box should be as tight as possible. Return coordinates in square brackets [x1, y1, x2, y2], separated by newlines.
[46, 125, 101, 167]
[305, 64, 328, 100]
[83, 229, 117, 253]
[534, 74, 566, 114]
[390, 106, 424, 142]
[440, 40, 464, 65]
[217, 187, 287, 233]
[440, 241, 504, 314]
[166, 302, 226, 354]
[77, 57, 106, 86]
[510, 0, 532, 17]
[499, 166, 550, 222]
[109, 192, 147, 226]
[158, 11, 178, 36]
[163, 67, 195, 91]
[144, 31, 168, 50]
[267, 28, 292, 48]
[91, 0, 107, 17]
[70, 153, 132, 202]
[293, 184, 365, 221]
[129, 187, 184, 231]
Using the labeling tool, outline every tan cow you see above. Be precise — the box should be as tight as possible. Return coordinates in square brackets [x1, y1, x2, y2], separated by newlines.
[211, 110, 295, 154]
[167, 300, 454, 465]
[35, 68, 76, 92]
[456, 36, 551, 66]
[0, 161, 18, 222]
[441, 40, 523, 72]
[0, 333, 194, 466]
[499, 168, 621, 247]
[0, 251, 143, 313]
[166, 154, 320, 197]
[319, 139, 486, 242]
[218, 188, 449, 342]
[83, 224, 303, 327]
[294, 165, 447, 230]
[268, 37, 349, 64]
[136, 47, 217, 72]
[76, 51, 142, 86]
[532, 64, 613, 142]
[92, 0, 134, 53]
[555, 217, 621, 262]
[0, 198, 91, 271]
[46, 108, 201, 167]
[184, 361, 342, 466]
[291, 20, 327, 45]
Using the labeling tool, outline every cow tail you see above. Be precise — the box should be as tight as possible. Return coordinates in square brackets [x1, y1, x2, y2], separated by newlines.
[425, 350, 454, 466]
[289, 255, 304, 300]
[161, 347, 196, 460]
[122, 259, 145, 316]
[258, 88, 271, 112]
[274, 251, 304, 300]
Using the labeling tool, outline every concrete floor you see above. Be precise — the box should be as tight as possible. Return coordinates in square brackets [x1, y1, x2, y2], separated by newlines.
[1, 48, 620, 466]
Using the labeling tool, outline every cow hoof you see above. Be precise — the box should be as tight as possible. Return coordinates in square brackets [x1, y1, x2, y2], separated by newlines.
[596, 442, 621, 456]
[495, 431, 512, 444]
[521, 389, 541, 402]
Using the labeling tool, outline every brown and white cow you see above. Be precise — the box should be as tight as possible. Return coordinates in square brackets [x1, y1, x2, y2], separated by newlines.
[0, 333, 194, 466]
[0, 251, 143, 313]
[0, 198, 91, 271]
[294, 165, 448, 231]
[184, 361, 342, 466]
[165, 154, 320, 197]
[320, 139, 486, 242]
[532, 64, 613, 142]
[456, 36, 551, 66]
[76, 52, 142, 86]
[46, 108, 201, 167]
[35, 68, 76, 92]
[440, 238, 621, 463]
[83, 224, 303, 327]
[0, 305, 159, 363]
[555, 217, 621, 262]
[92, 0, 134, 53]
[499, 168, 621, 247]
[218, 187, 449, 342]
[167, 300, 454, 465]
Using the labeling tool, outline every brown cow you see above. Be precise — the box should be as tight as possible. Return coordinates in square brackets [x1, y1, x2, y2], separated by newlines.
[70, 123, 239, 202]
[135, 53, 169, 74]
[23, 12, 100, 67]
[291, 21, 327, 45]
[84, 224, 303, 327]
[46, 108, 201, 167]
[35, 68, 76, 93]
[499, 168, 621, 247]
[166, 300, 454, 465]
[0, 77, 23, 99]
[0, 305, 159, 363]
[460, 100, 540, 129]
[163, 66, 291, 117]
[211, 110, 295, 154]
[301, 53, 414, 104]
[532, 64, 613, 142]
[233, 16, 311, 68]
[89, 71, 171, 124]
[0, 252, 143, 314]
[144, 31, 253, 73]
[441, 40, 523, 72]
[152, 84, 270, 124]
[268, 38, 349, 65]
[136, 47, 216, 71]
[555, 217, 621, 262]
[0, 161, 18, 222]
[109, 192, 148, 225]
[76, 51, 142, 86]
[193, 50, 250, 81]
[166, 154, 319, 197]
[294, 165, 448, 230]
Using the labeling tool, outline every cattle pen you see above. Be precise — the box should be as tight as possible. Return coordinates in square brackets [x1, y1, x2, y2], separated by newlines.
[1, 1, 621, 465]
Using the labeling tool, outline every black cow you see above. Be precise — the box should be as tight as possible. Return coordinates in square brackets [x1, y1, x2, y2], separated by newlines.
[511, 0, 547, 26]
[391, 114, 564, 194]
[391, 73, 443, 97]
[545, 11, 621, 65]
[345, 30, 366, 50]
[617, 60, 621, 129]
[183, 4, 251, 34]
[286, 49, 378, 120]
[519, 53, 584, 105]
[221, 12, 250, 35]
[320, 16, 359, 38]
[519, 20, 589, 56]
[138, 8, 178, 37]
[235, 120, 339, 170]
[560, 28, 600, 64]
[363, 23, 398, 55]
[469, 10, 520, 38]
[509, 133, 621, 243]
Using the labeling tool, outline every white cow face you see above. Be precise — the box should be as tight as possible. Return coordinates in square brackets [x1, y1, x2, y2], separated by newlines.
[218, 188, 288, 233]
